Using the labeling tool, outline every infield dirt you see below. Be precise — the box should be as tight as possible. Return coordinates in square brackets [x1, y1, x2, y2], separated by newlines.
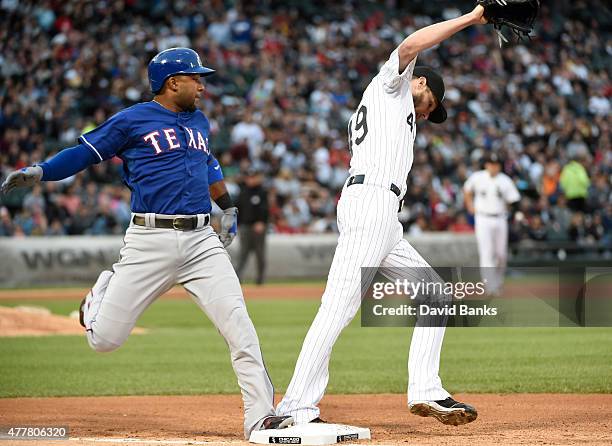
[1, 394, 611, 446]
[2, 286, 610, 445]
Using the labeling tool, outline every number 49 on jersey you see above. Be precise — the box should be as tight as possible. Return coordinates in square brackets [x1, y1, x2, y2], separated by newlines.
[348, 105, 368, 155]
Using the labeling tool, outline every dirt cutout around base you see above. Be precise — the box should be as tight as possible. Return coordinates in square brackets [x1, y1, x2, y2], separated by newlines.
[0, 394, 610, 446]
[0, 306, 145, 337]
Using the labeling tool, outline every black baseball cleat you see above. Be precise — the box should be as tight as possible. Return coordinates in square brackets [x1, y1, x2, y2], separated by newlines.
[310, 417, 326, 423]
[410, 397, 478, 426]
[259, 415, 294, 430]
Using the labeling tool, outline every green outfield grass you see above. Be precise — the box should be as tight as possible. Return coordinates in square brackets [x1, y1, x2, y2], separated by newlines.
[1, 298, 611, 398]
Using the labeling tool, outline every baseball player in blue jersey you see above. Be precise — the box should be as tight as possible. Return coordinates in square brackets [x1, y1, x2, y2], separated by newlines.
[1, 47, 292, 439]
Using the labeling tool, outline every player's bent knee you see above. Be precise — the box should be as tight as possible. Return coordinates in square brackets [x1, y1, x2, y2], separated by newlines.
[91, 341, 121, 353]
[86, 322, 128, 352]
[86, 331, 122, 352]
[86, 314, 134, 352]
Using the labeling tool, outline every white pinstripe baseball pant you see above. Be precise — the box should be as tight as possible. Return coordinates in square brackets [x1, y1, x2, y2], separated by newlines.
[276, 184, 451, 423]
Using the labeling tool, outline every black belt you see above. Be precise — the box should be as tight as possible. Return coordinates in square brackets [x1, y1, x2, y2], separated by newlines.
[477, 212, 504, 218]
[132, 215, 209, 231]
[347, 175, 401, 197]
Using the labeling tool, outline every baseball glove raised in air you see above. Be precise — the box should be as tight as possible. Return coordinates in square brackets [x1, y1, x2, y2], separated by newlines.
[478, 0, 540, 46]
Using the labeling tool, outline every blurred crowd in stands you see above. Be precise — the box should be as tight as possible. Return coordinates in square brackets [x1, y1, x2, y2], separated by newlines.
[0, 0, 610, 249]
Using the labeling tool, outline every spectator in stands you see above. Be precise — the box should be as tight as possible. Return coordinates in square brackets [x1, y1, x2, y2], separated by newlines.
[13, 209, 35, 236]
[46, 218, 66, 236]
[431, 203, 453, 232]
[540, 160, 561, 202]
[560, 154, 591, 212]
[66, 206, 95, 236]
[0, 206, 14, 236]
[449, 212, 474, 233]
[90, 201, 119, 236]
[586, 213, 605, 243]
[231, 109, 265, 161]
[282, 197, 310, 233]
[22, 184, 45, 214]
[602, 204, 612, 245]
[588, 173, 610, 210]
[273, 169, 301, 206]
[568, 213, 587, 244]
[409, 215, 429, 237]
[58, 184, 81, 217]
[551, 195, 573, 236]
[527, 215, 548, 241]
[0, 0, 608, 252]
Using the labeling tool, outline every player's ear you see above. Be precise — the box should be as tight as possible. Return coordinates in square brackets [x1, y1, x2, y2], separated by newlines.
[412, 76, 426, 93]
[167, 76, 179, 92]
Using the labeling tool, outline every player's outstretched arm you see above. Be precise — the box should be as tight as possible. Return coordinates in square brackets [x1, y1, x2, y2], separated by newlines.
[398, 5, 487, 71]
[1, 144, 98, 195]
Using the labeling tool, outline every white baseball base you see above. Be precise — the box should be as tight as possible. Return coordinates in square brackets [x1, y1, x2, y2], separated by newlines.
[249, 423, 371, 445]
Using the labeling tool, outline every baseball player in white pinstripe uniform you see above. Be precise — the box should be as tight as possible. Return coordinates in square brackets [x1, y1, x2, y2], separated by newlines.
[464, 153, 520, 296]
[276, 6, 490, 428]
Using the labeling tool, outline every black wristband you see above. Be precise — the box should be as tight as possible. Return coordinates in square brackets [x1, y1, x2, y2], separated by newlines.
[216, 193, 234, 210]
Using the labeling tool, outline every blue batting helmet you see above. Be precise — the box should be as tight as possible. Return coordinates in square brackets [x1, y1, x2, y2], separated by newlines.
[148, 47, 215, 94]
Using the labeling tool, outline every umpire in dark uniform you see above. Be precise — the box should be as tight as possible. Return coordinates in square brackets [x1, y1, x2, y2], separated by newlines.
[236, 167, 269, 285]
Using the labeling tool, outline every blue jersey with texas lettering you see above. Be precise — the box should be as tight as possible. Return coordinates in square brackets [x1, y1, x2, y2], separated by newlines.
[79, 101, 217, 215]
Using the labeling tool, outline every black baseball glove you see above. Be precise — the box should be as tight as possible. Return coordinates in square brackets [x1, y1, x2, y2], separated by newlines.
[478, 0, 540, 44]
